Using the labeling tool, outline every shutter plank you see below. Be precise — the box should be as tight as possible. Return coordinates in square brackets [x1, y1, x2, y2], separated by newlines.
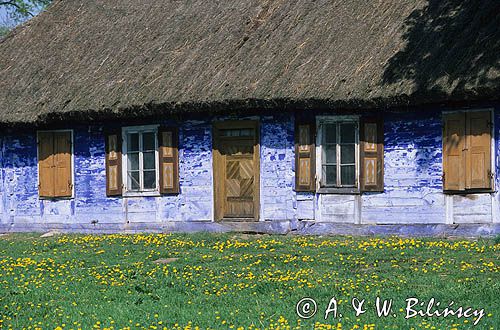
[466, 111, 492, 189]
[105, 130, 123, 196]
[443, 112, 466, 191]
[360, 116, 384, 192]
[295, 121, 316, 192]
[38, 132, 55, 197]
[159, 127, 179, 194]
[53, 131, 72, 197]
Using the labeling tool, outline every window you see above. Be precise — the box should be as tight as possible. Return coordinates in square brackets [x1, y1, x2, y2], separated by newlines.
[295, 115, 383, 193]
[37, 130, 73, 198]
[443, 110, 493, 192]
[122, 126, 159, 194]
[318, 117, 359, 189]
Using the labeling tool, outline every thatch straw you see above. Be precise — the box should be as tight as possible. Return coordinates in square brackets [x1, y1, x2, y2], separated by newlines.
[0, 0, 498, 124]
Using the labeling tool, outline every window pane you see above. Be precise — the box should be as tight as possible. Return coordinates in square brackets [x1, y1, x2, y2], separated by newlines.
[323, 145, 337, 164]
[341, 165, 355, 186]
[128, 171, 140, 190]
[143, 132, 155, 151]
[127, 153, 139, 171]
[322, 165, 337, 186]
[240, 129, 253, 137]
[143, 170, 156, 189]
[324, 124, 336, 144]
[340, 144, 355, 164]
[143, 151, 156, 170]
[220, 129, 232, 137]
[220, 129, 254, 137]
[222, 129, 234, 137]
[340, 123, 356, 143]
[128, 133, 139, 152]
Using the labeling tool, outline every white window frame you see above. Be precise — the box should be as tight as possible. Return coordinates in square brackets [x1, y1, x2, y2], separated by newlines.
[36, 129, 75, 199]
[316, 116, 360, 192]
[122, 125, 160, 197]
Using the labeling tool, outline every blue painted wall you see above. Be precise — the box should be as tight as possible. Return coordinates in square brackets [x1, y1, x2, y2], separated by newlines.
[0, 108, 499, 231]
[361, 111, 445, 224]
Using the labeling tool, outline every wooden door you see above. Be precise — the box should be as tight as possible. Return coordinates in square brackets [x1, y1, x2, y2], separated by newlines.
[213, 121, 259, 221]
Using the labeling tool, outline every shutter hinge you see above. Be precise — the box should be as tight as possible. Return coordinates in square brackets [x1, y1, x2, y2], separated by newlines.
[487, 121, 493, 128]
[442, 172, 445, 182]
[488, 170, 494, 179]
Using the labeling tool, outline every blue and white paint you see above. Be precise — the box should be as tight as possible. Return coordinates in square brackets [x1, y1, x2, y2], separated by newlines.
[0, 108, 499, 235]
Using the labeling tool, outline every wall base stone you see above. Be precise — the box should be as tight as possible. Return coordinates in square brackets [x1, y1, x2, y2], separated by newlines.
[296, 222, 500, 237]
[1, 221, 498, 237]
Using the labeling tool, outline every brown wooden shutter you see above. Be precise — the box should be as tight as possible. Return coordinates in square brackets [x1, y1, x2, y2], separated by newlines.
[38, 132, 55, 198]
[53, 131, 73, 197]
[38, 131, 72, 198]
[360, 116, 384, 192]
[295, 121, 316, 192]
[105, 129, 123, 196]
[466, 111, 492, 190]
[443, 112, 466, 191]
[158, 127, 179, 194]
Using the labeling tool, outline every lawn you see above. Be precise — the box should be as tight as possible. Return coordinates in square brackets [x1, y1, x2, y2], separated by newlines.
[0, 233, 498, 330]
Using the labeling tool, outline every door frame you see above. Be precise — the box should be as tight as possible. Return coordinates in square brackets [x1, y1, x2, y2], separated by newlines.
[212, 120, 260, 222]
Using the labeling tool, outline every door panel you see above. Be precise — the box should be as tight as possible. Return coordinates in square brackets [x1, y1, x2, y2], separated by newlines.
[213, 121, 259, 221]
[223, 148, 254, 218]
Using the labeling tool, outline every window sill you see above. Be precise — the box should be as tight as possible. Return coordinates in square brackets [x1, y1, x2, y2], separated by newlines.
[39, 196, 74, 200]
[317, 187, 360, 194]
[123, 191, 161, 198]
[443, 189, 495, 195]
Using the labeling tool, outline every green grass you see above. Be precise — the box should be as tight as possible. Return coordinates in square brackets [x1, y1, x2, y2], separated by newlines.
[0, 233, 498, 329]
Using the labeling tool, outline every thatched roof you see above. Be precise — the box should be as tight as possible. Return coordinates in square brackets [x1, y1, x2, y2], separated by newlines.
[0, 0, 499, 124]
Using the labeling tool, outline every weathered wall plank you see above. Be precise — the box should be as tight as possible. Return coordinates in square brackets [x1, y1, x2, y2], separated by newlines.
[361, 111, 445, 224]
[453, 194, 492, 223]
[260, 114, 295, 221]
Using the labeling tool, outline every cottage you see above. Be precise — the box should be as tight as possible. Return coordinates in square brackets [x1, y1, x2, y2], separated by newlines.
[0, 0, 499, 235]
